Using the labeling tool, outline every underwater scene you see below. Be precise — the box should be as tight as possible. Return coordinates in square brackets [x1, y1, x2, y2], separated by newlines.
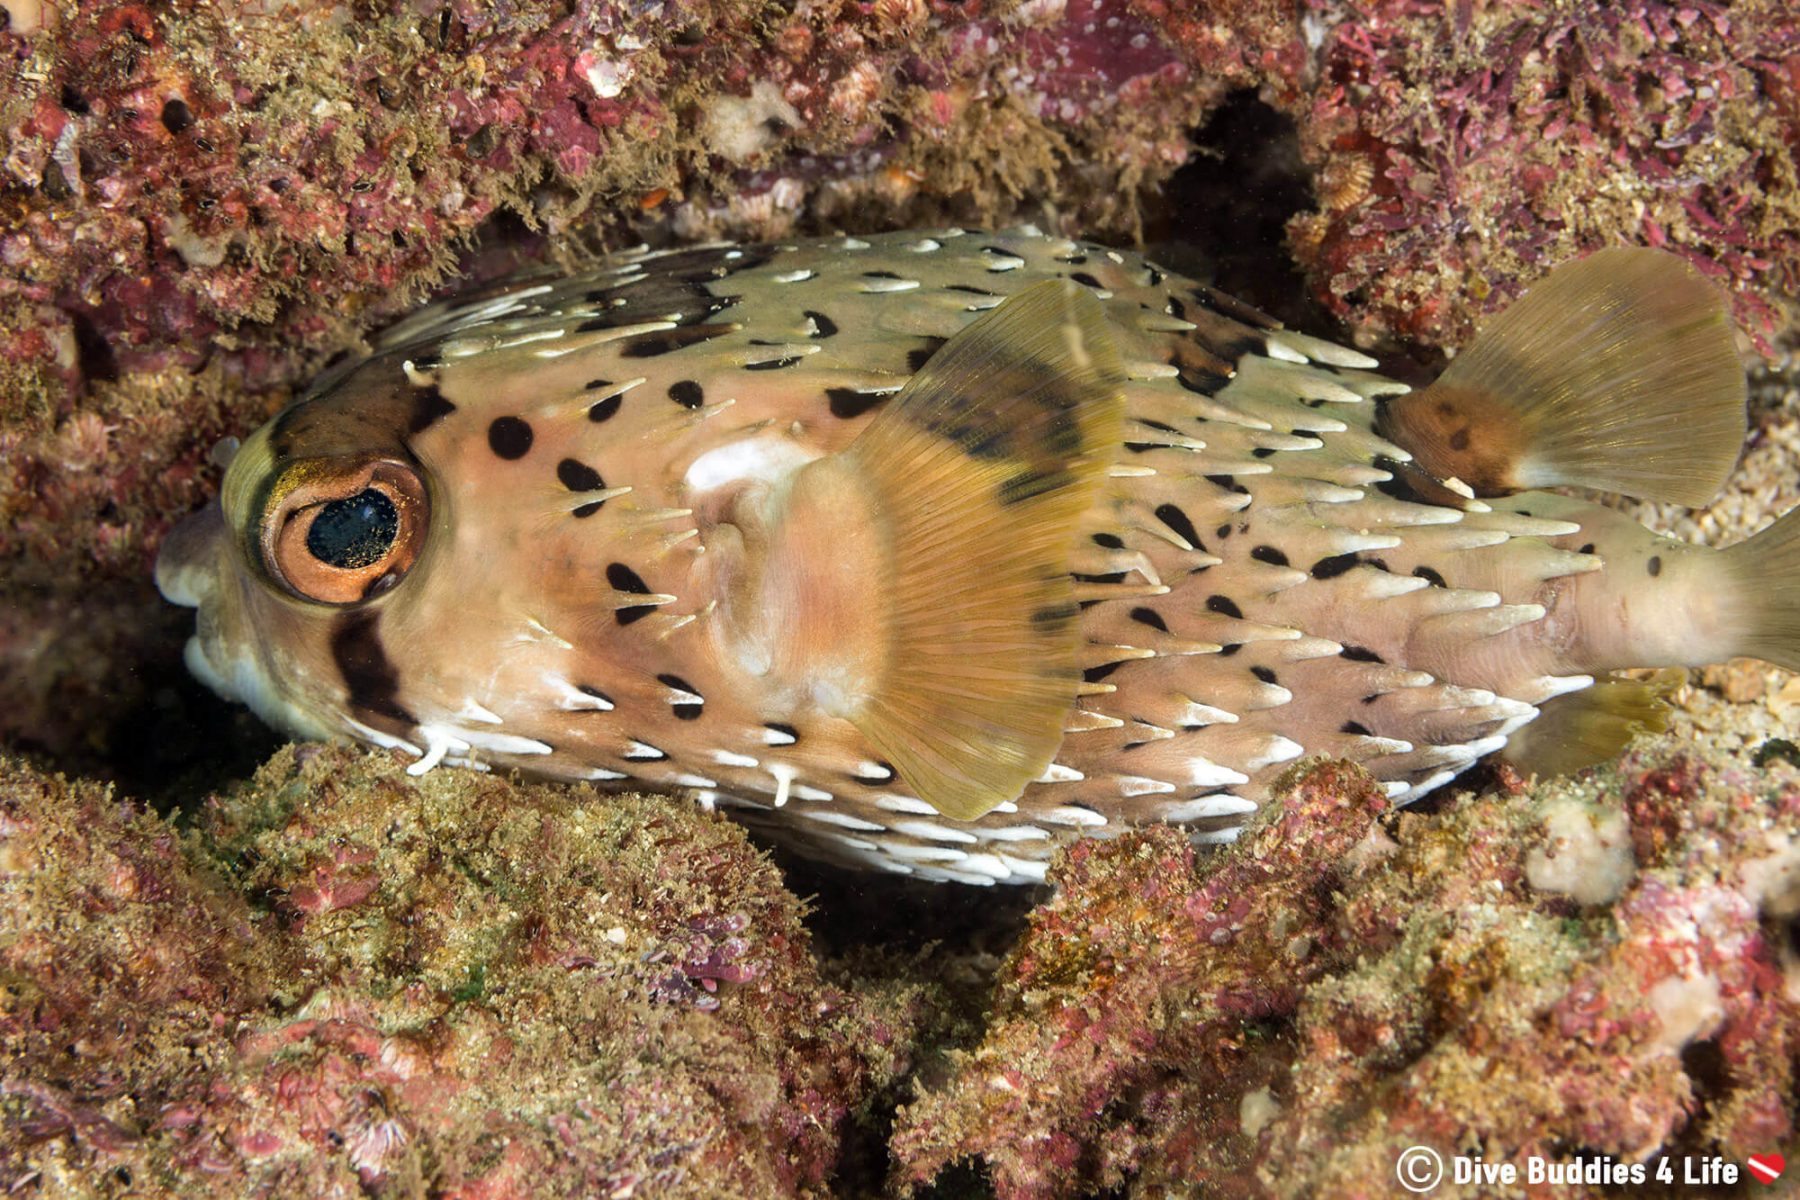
[2, 0, 1800, 1196]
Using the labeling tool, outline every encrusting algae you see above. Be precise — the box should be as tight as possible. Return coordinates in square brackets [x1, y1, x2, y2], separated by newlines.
[158, 227, 1799, 884]
[0, 744, 941, 1198]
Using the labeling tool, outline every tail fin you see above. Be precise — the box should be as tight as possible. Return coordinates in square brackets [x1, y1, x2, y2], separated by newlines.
[1377, 248, 1746, 505]
[1724, 507, 1800, 672]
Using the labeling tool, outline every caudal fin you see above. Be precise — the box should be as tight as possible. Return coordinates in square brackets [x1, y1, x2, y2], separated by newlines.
[1377, 248, 1746, 506]
[840, 280, 1126, 820]
[1724, 507, 1800, 672]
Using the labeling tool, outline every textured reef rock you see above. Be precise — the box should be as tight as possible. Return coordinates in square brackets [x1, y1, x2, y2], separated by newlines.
[4, 3, 1800, 1197]
[1287, 0, 1800, 350]
[0, 746, 938, 1197]
[890, 751, 1800, 1199]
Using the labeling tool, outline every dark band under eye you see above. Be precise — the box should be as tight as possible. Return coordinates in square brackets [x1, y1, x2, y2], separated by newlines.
[305, 489, 399, 569]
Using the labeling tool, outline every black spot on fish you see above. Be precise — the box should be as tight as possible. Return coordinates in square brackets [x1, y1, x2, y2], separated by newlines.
[1413, 565, 1447, 588]
[1206, 595, 1243, 619]
[578, 684, 613, 707]
[1340, 645, 1384, 663]
[945, 284, 999, 296]
[1083, 661, 1124, 684]
[1147, 268, 1164, 286]
[1251, 545, 1289, 567]
[606, 563, 656, 625]
[658, 673, 704, 720]
[1218, 643, 1241, 657]
[827, 387, 887, 419]
[863, 270, 904, 280]
[1069, 271, 1103, 289]
[1138, 419, 1183, 435]
[1449, 427, 1471, 451]
[1579, 543, 1596, 555]
[408, 386, 456, 434]
[1341, 721, 1372, 736]
[330, 611, 413, 727]
[1154, 503, 1203, 549]
[1167, 296, 1187, 320]
[1311, 553, 1359, 579]
[1252, 666, 1277, 684]
[1091, 532, 1124, 549]
[588, 394, 623, 422]
[1032, 603, 1079, 629]
[1252, 447, 1277, 458]
[1648, 555, 1663, 577]
[1175, 365, 1233, 396]
[745, 355, 803, 371]
[1129, 606, 1168, 632]
[1055, 253, 1088, 265]
[1370, 455, 1434, 506]
[802, 310, 839, 338]
[906, 338, 948, 372]
[1124, 443, 1166, 454]
[558, 458, 605, 492]
[669, 380, 704, 409]
[1216, 524, 1233, 540]
[488, 416, 533, 460]
[618, 324, 734, 358]
[766, 722, 799, 742]
[1073, 571, 1128, 586]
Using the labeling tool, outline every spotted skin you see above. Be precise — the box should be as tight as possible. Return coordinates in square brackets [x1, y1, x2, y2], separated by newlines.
[159, 229, 1747, 884]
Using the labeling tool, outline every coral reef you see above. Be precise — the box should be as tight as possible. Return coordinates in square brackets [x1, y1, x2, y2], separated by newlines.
[3, 2, 1800, 1196]
[1287, 0, 1800, 349]
[890, 750, 1800, 1199]
[0, 745, 942, 1197]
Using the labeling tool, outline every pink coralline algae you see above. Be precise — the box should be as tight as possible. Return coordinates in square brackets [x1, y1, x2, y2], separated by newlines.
[890, 753, 1800, 1199]
[1287, 0, 1800, 349]
[0, 745, 939, 1198]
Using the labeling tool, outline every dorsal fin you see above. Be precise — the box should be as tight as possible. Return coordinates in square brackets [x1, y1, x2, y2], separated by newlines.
[754, 280, 1126, 820]
[1376, 248, 1746, 506]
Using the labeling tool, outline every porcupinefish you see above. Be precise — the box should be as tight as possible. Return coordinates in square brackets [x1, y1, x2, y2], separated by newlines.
[157, 227, 1786, 885]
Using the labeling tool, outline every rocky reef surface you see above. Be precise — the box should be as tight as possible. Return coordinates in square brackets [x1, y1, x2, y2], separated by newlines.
[4, 0, 1800, 1196]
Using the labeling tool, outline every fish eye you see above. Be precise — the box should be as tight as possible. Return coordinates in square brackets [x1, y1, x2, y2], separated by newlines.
[306, 490, 398, 569]
[260, 458, 428, 604]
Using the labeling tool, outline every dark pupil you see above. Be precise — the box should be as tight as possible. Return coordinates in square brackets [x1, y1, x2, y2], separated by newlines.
[305, 489, 399, 569]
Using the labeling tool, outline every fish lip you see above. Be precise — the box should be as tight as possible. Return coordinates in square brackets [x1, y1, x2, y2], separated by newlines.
[154, 499, 226, 609]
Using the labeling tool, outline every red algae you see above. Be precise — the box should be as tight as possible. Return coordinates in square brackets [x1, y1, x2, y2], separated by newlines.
[890, 752, 1800, 1199]
[1287, 0, 1800, 351]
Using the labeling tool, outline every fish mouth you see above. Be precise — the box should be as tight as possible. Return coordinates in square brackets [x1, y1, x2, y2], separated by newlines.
[155, 499, 226, 609]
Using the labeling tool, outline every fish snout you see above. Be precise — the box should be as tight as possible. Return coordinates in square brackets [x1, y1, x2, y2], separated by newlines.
[155, 500, 227, 609]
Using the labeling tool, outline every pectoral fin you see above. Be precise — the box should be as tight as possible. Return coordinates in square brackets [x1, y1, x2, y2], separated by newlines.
[830, 280, 1126, 819]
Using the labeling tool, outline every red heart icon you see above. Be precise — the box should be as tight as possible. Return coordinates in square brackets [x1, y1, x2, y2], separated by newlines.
[1748, 1154, 1785, 1185]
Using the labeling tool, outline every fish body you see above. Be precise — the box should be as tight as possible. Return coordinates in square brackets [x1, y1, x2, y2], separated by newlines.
[158, 227, 1787, 884]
